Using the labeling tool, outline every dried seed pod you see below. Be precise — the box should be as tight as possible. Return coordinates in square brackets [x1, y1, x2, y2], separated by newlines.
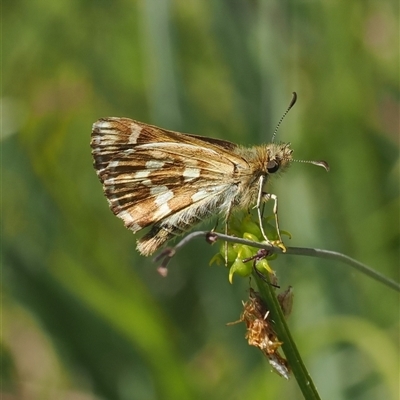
[228, 288, 291, 379]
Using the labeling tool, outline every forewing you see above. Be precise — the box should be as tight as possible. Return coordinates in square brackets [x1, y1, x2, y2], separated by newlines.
[91, 117, 249, 232]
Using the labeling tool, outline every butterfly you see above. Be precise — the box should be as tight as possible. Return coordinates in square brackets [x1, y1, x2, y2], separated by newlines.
[90, 93, 328, 256]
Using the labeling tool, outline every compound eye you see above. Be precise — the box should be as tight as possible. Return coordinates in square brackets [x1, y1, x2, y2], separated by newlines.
[267, 160, 280, 173]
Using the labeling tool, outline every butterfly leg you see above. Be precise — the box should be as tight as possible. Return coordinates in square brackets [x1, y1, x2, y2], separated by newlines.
[256, 176, 286, 251]
[270, 193, 283, 243]
[256, 176, 272, 245]
[264, 192, 287, 252]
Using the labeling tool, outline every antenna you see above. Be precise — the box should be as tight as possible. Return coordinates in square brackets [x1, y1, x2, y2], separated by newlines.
[271, 92, 297, 143]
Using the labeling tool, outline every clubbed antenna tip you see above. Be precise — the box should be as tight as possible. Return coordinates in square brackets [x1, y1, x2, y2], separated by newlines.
[293, 159, 330, 171]
[312, 160, 330, 171]
[271, 92, 298, 143]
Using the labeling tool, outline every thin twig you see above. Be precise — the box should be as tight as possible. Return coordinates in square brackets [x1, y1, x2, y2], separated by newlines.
[154, 231, 400, 293]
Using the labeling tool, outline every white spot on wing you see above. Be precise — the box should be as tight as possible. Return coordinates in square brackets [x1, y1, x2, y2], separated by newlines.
[134, 170, 151, 179]
[146, 160, 165, 169]
[142, 179, 152, 186]
[105, 177, 116, 184]
[91, 136, 101, 146]
[154, 190, 174, 206]
[151, 188, 174, 220]
[183, 167, 201, 182]
[104, 177, 116, 191]
[129, 123, 142, 144]
[153, 203, 172, 220]
[191, 189, 209, 202]
[93, 120, 113, 131]
[118, 210, 141, 232]
[150, 186, 168, 195]
[108, 161, 119, 169]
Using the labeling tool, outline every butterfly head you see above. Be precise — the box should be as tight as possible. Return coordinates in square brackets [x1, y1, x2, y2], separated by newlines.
[264, 142, 293, 176]
[264, 141, 329, 176]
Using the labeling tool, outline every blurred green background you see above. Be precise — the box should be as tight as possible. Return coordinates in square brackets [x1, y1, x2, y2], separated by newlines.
[2, 1, 399, 399]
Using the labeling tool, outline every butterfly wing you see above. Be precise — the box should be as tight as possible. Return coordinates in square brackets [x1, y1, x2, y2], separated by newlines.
[91, 118, 250, 253]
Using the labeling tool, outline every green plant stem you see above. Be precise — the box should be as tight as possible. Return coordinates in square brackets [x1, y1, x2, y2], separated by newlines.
[156, 231, 400, 292]
[253, 271, 321, 400]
